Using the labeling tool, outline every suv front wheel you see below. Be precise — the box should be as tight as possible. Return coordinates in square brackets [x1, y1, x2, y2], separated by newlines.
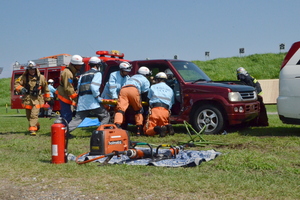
[191, 104, 225, 135]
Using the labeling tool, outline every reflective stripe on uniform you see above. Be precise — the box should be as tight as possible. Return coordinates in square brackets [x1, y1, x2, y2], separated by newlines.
[16, 85, 23, 91]
[28, 126, 38, 131]
[43, 93, 51, 98]
[55, 90, 77, 106]
[130, 78, 142, 87]
[69, 92, 78, 99]
[22, 104, 44, 109]
[23, 104, 32, 109]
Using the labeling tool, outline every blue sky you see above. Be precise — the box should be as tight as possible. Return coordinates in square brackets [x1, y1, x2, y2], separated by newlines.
[1, 0, 300, 78]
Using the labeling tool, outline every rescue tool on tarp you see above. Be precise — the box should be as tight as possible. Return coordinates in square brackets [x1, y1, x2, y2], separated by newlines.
[74, 123, 183, 165]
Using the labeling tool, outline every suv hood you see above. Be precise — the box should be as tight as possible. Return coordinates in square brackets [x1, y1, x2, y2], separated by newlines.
[194, 82, 255, 92]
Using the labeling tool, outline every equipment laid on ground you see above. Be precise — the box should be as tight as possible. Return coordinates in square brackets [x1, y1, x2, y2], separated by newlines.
[74, 140, 221, 167]
[90, 124, 130, 155]
[51, 117, 69, 164]
[75, 124, 182, 165]
[127, 142, 180, 160]
[51, 119, 225, 166]
[76, 124, 130, 165]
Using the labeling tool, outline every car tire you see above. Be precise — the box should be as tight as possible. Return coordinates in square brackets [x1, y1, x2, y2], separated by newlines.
[191, 104, 225, 135]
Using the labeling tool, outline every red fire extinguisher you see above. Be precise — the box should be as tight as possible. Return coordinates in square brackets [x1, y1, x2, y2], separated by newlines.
[51, 117, 68, 164]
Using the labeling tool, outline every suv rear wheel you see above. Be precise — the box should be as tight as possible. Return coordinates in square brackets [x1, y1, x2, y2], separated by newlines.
[191, 104, 225, 135]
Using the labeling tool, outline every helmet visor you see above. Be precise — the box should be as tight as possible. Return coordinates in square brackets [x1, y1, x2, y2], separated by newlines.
[122, 66, 132, 72]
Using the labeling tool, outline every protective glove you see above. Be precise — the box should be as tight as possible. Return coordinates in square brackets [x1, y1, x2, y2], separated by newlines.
[20, 87, 28, 95]
[97, 96, 103, 103]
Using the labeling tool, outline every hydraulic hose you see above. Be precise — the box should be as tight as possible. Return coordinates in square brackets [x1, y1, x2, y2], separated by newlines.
[75, 151, 127, 165]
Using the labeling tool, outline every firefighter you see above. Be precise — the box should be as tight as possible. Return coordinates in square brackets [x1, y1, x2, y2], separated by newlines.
[144, 72, 175, 137]
[165, 69, 176, 89]
[56, 55, 83, 124]
[67, 57, 110, 137]
[101, 61, 132, 123]
[14, 61, 51, 136]
[164, 68, 181, 115]
[236, 67, 269, 126]
[114, 66, 151, 136]
[165, 68, 180, 102]
[101, 61, 132, 100]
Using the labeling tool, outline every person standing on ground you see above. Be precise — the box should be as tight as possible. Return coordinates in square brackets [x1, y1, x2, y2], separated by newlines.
[144, 72, 175, 137]
[236, 67, 269, 126]
[56, 55, 83, 124]
[14, 61, 51, 136]
[46, 79, 56, 117]
[114, 66, 151, 136]
[67, 57, 110, 137]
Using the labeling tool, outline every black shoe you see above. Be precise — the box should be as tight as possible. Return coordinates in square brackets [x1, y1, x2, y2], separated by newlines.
[68, 133, 75, 139]
[136, 125, 144, 136]
[154, 126, 167, 137]
[166, 124, 175, 135]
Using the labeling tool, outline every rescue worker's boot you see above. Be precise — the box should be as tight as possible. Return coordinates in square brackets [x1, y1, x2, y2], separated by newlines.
[165, 124, 175, 135]
[136, 125, 144, 136]
[30, 131, 36, 136]
[154, 126, 167, 137]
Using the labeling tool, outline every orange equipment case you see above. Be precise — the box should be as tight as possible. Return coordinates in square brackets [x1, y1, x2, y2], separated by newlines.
[90, 124, 130, 155]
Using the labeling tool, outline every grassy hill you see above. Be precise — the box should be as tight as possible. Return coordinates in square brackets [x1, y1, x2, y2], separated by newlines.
[193, 52, 285, 81]
[0, 52, 286, 107]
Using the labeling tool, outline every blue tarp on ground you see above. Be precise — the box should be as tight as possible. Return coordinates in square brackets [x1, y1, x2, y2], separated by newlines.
[68, 148, 221, 168]
[77, 118, 100, 128]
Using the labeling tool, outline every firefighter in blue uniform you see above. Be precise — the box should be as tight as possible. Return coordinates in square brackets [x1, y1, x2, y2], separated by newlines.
[101, 61, 132, 123]
[144, 72, 175, 137]
[114, 66, 151, 136]
[101, 61, 132, 100]
[68, 57, 110, 137]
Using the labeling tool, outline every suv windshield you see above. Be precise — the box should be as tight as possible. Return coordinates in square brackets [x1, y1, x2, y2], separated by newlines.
[171, 61, 211, 82]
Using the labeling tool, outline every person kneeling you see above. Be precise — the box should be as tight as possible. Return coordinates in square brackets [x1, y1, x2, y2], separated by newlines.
[144, 72, 175, 137]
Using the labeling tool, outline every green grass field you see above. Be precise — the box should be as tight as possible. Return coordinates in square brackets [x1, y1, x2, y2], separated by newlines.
[0, 105, 300, 199]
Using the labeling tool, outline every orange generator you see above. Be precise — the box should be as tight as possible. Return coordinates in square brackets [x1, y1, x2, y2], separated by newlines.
[90, 124, 130, 155]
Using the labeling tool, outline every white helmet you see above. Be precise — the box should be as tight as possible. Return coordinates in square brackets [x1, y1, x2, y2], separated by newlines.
[138, 66, 151, 76]
[89, 56, 101, 64]
[165, 69, 173, 76]
[119, 61, 132, 72]
[26, 61, 36, 69]
[165, 68, 174, 79]
[48, 79, 54, 84]
[89, 56, 103, 71]
[70, 55, 84, 65]
[155, 72, 167, 80]
[237, 67, 247, 75]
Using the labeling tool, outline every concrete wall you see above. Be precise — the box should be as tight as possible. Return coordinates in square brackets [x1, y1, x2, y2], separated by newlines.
[259, 79, 279, 104]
